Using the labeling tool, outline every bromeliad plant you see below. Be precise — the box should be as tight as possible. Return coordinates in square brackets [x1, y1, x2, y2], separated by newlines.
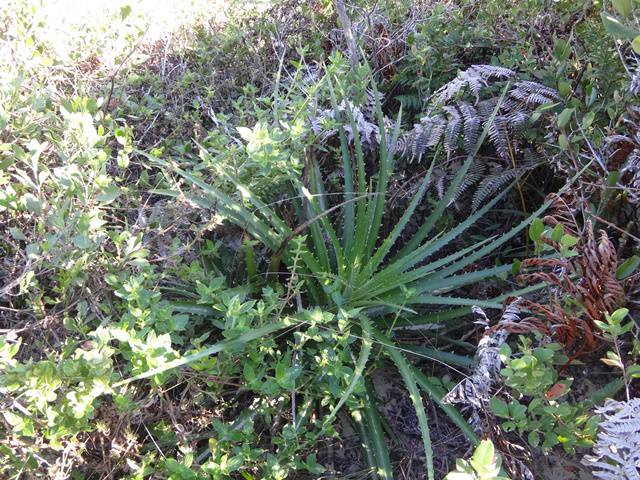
[147, 69, 551, 479]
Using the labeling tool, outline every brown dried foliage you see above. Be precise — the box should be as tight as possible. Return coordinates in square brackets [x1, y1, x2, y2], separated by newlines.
[515, 194, 626, 358]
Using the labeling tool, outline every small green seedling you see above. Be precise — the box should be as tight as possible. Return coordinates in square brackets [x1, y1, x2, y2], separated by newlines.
[445, 439, 510, 480]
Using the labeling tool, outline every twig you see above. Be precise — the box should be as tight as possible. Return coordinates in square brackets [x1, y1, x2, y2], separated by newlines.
[102, 31, 148, 113]
[587, 212, 640, 244]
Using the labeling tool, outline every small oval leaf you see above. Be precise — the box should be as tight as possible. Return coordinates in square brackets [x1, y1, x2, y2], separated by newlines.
[489, 397, 509, 418]
[557, 108, 574, 128]
[529, 218, 544, 243]
[616, 255, 640, 279]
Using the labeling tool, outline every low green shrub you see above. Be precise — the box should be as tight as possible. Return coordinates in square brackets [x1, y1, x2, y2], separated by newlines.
[490, 337, 599, 453]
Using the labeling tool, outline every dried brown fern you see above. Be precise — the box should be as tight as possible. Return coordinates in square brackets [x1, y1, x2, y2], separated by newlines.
[515, 194, 626, 358]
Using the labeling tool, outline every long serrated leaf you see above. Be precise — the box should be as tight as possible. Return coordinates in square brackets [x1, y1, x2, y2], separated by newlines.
[410, 296, 503, 309]
[328, 78, 356, 255]
[394, 184, 511, 270]
[243, 233, 257, 281]
[143, 152, 281, 250]
[153, 184, 275, 248]
[401, 345, 474, 368]
[362, 381, 394, 480]
[388, 282, 549, 327]
[367, 77, 402, 253]
[219, 169, 291, 236]
[351, 407, 381, 480]
[297, 249, 329, 304]
[421, 202, 550, 284]
[377, 330, 434, 480]
[344, 108, 371, 276]
[307, 162, 345, 274]
[389, 307, 474, 327]
[363, 159, 434, 279]
[411, 367, 480, 445]
[353, 180, 510, 299]
[410, 263, 514, 295]
[368, 295, 503, 310]
[421, 158, 597, 287]
[358, 239, 494, 302]
[304, 194, 332, 273]
[192, 139, 291, 236]
[366, 107, 403, 259]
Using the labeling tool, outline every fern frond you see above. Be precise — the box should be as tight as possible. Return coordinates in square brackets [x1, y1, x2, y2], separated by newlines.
[471, 159, 541, 211]
[310, 92, 385, 150]
[396, 93, 421, 111]
[410, 119, 432, 161]
[314, 62, 560, 168]
[400, 114, 447, 161]
[434, 169, 446, 199]
[509, 80, 560, 105]
[476, 97, 499, 118]
[363, 88, 385, 120]
[443, 106, 462, 155]
[443, 300, 522, 411]
[453, 159, 486, 203]
[486, 114, 510, 160]
[506, 110, 529, 132]
[472, 64, 516, 79]
[433, 65, 515, 105]
[583, 398, 640, 480]
[427, 114, 446, 147]
[459, 102, 481, 154]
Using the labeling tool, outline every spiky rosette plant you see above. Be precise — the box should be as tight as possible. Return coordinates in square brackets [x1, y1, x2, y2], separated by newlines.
[144, 69, 554, 480]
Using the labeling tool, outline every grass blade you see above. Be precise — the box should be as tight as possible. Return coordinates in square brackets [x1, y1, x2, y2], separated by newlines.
[378, 329, 434, 480]
[351, 407, 381, 480]
[362, 381, 394, 480]
[411, 367, 480, 446]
